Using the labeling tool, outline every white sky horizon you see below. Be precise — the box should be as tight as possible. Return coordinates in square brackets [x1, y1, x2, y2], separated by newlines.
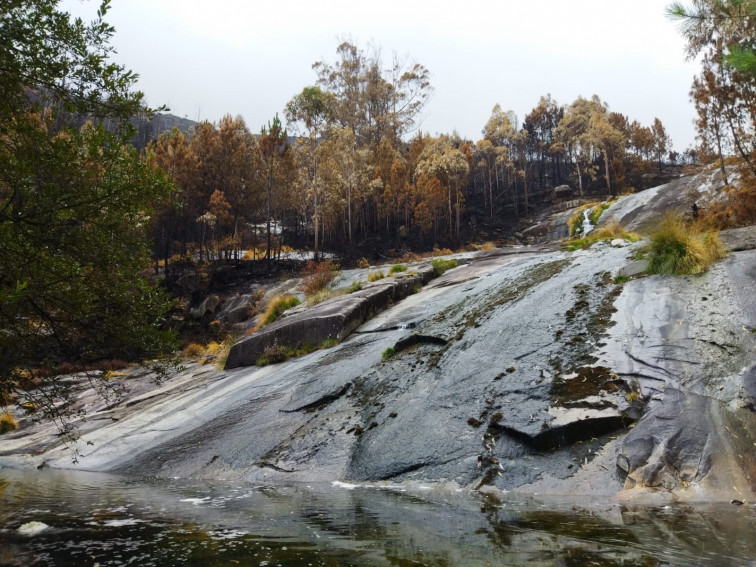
[62, 0, 701, 150]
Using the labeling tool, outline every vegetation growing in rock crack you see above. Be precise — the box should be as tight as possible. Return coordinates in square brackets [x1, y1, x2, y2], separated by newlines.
[431, 258, 458, 276]
[260, 295, 301, 327]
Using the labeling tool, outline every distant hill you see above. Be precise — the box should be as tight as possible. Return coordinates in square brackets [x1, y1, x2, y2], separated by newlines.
[131, 112, 198, 150]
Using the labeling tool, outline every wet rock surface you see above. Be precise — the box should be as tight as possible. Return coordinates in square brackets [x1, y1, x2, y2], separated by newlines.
[2, 178, 755, 503]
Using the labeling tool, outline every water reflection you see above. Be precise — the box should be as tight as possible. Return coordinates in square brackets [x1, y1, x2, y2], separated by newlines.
[0, 469, 754, 566]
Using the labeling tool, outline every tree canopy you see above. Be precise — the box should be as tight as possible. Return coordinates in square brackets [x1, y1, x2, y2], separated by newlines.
[0, 1, 175, 415]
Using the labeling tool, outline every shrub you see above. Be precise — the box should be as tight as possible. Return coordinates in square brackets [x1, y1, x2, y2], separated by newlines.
[204, 341, 222, 355]
[0, 413, 18, 434]
[645, 214, 726, 275]
[263, 295, 301, 325]
[389, 264, 407, 274]
[431, 258, 458, 276]
[302, 259, 339, 296]
[368, 270, 385, 282]
[478, 241, 496, 251]
[357, 257, 370, 269]
[183, 343, 205, 358]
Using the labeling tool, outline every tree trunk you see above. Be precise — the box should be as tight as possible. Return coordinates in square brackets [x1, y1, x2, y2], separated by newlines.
[604, 151, 612, 196]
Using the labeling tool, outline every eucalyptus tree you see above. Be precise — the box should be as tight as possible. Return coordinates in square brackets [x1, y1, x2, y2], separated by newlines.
[285, 86, 335, 259]
[257, 115, 295, 264]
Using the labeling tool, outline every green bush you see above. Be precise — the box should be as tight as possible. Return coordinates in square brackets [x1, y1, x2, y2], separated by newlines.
[431, 258, 458, 276]
[389, 264, 407, 274]
[382, 347, 396, 361]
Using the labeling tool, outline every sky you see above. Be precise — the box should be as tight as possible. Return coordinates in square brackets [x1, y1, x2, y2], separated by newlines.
[61, 0, 701, 150]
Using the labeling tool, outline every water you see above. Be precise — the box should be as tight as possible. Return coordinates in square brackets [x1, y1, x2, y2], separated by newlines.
[1, 469, 755, 566]
[582, 207, 595, 236]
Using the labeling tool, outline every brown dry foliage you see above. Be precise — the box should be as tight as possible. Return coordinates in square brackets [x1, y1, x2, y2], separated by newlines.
[302, 259, 338, 296]
[703, 165, 756, 229]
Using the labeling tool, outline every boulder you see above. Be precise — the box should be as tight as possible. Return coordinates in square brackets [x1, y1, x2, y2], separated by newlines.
[553, 185, 574, 200]
[720, 225, 756, 252]
[618, 387, 756, 496]
[189, 294, 221, 319]
[224, 265, 437, 369]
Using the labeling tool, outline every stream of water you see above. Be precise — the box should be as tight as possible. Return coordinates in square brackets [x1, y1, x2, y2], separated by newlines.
[1, 469, 755, 566]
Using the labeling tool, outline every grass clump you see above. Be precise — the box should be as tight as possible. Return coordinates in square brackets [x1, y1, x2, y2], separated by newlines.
[565, 222, 640, 251]
[644, 214, 726, 275]
[382, 347, 396, 361]
[589, 200, 614, 225]
[389, 264, 407, 274]
[348, 280, 362, 293]
[254, 338, 339, 366]
[613, 274, 631, 285]
[431, 258, 458, 276]
[183, 342, 205, 358]
[368, 270, 385, 282]
[263, 295, 300, 325]
[0, 413, 18, 434]
[320, 338, 339, 349]
[431, 246, 453, 257]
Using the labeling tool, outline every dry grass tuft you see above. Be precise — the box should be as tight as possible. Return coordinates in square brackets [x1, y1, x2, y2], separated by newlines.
[0, 413, 18, 434]
[183, 343, 205, 358]
[645, 214, 726, 275]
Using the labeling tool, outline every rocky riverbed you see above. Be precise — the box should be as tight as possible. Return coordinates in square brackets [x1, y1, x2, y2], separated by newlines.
[1, 173, 755, 504]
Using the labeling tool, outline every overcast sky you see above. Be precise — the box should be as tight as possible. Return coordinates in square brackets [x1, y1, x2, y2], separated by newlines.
[62, 0, 701, 149]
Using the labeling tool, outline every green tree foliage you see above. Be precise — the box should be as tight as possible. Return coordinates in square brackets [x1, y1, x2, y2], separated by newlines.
[313, 41, 433, 148]
[0, 1, 175, 408]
